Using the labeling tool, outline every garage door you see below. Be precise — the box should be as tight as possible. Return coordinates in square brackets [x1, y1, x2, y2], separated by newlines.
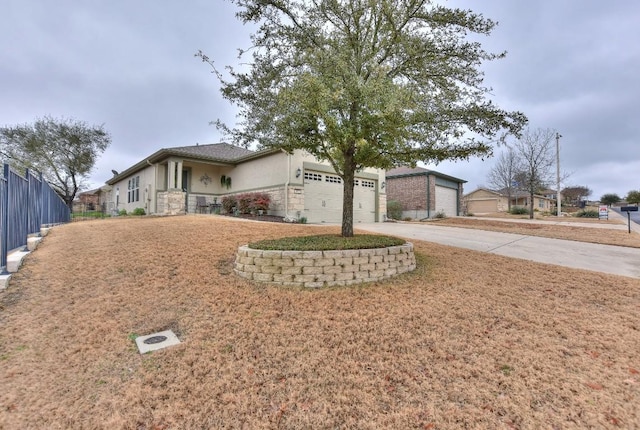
[468, 199, 497, 214]
[303, 171, 376, 223]
[435, 186, 458, 217]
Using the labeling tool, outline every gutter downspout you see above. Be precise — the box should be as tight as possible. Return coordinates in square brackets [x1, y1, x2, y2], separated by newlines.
[283, 150, 290, 218]
[420, 174, 432, 221]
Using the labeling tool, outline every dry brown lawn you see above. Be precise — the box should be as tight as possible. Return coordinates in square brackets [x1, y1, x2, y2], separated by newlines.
[428, 217, 640, 249]
[1, 216, 639, 429]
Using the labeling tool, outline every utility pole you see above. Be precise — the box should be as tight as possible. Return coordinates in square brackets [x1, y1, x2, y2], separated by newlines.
[556, 132, 562, 217]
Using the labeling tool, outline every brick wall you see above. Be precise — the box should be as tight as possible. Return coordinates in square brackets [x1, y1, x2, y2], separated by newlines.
[386, 175, 428, 211]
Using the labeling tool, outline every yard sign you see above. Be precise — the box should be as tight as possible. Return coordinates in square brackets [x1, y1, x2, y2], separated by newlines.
[599, 205, 608, 220]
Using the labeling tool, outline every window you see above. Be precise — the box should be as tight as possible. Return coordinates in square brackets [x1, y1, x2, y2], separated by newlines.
[128, 176, 140, 203]
[304, 172, 322, 181]
[354, 179, 359, 186]
[361, 180, 375, 188]
[325, 175, 342, 184]
[539, 199, 545, 208]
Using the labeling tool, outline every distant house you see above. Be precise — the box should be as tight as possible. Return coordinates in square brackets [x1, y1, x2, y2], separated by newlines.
[103, 142, 386, 223]
[464, 187, 553, 214]
[385, 166, 466, 219]
[75, 187, 110, 212]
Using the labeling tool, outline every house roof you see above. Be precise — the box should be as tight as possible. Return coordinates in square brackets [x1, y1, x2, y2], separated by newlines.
[386, 166, 466, 183]
[106, 142, 277, 185]
[464, 187, 554, 200]
[163, 142, 254, 161]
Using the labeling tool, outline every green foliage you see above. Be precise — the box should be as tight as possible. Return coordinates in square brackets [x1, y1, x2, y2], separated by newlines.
[132, 208, 146, 216]
[249, 234, 405, 251]
[199, 0, 527, 236]
[298, 216, 307, 224]
[575, 209, 599, 218]
[626, 190, 640, 204]
[118, 209, 127, 216]
[509, 207, 529, 215]
[71, 211, 107, 219]
[434, 211, 447, 219]
[600, 193, 621, 206]
[0, 116, 111, 209]
[386, 200, 403, 220]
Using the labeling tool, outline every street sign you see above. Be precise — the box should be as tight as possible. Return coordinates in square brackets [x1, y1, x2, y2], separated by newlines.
[598, 205, 608, 220]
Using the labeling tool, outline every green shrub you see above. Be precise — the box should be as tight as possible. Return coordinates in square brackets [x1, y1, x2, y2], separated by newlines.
[387, 200, 402, 220]
[249, 234, 405, 251]
[509, 207, 529, 215]
[132, 207, 146, 216]
[576, 209, 599, 218]
[118, 209, 127, 216]
[298, 216, 307, 224]
[434, 211, 447, 219]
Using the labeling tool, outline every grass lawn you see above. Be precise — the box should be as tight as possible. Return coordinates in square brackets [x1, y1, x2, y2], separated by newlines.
[1, 216, 639, 429]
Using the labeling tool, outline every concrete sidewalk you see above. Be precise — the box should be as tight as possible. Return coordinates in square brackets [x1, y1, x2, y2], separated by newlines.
[357, 222, 640, 279]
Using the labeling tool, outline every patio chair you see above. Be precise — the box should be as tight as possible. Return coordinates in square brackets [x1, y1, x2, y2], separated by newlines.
[196, 196, 209, 214]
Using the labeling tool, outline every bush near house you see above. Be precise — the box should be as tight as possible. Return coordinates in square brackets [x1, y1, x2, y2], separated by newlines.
[221, 196, 237, 214]
[221, 192, 271, 215]
[576, 209, 599, 218]
[509, 207, 529, 215]
[387, 200, 402, 220]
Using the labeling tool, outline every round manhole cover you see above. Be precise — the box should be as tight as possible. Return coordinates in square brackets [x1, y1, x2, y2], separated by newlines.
[143, 335, 168, 345]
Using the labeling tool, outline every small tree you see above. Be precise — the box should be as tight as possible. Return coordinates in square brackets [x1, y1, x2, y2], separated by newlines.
[562, 185, 592, 206]
[510, 128, 556, 219]
[600, 193, 621, 207]
[625, 190, 640, 205]
[487, 148, 520, 212]
[199, 0, 527, 236]
[0, 116, 111, 209]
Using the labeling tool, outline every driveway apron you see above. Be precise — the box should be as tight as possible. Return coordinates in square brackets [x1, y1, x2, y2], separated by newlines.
[357, 222, 640, 279]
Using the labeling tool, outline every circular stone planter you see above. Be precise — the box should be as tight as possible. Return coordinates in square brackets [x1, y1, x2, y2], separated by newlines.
[234, 243, 416, 288]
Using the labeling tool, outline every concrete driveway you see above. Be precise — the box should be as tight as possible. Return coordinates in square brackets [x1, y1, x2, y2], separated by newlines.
[357, 222, 640, 279]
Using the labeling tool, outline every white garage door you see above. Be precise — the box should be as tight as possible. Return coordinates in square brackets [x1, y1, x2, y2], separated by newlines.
[435, 186, 458, 217]
[303, 171, 376, 223]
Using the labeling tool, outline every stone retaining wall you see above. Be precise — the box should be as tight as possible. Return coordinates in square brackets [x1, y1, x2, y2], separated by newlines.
[234, 243, 416, 288]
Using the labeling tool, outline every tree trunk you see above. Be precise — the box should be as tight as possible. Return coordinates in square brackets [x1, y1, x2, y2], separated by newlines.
[529, 190, 534, 219]
[341, 167, 355, 237]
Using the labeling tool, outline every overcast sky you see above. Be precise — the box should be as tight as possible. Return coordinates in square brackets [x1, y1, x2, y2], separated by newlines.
[2, 1, 638, 200]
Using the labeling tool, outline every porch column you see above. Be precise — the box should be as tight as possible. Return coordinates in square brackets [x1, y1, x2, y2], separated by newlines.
[177, 161, 184, 190]
[168, 161, 177, 189]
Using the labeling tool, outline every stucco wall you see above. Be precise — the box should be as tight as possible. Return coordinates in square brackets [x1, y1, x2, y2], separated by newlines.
[110, 164, 156, 214]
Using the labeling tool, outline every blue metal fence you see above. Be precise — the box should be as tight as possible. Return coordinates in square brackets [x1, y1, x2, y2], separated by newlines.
[1, 164, 70, 273]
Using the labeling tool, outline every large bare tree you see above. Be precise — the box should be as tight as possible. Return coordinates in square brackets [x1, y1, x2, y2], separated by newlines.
[510, 128, 556, 219]
[487, 148, 520, 212]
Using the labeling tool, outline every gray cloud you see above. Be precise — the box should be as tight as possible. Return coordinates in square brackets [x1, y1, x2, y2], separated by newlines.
[1, 0, 638, 199]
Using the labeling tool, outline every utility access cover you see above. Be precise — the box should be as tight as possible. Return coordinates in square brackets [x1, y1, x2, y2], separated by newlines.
[135, 330, 181, 354]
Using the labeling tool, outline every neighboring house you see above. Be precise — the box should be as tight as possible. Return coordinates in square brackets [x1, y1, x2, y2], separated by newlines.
[464, 187, 553, 214]
[104, 142, 386, 223]
[385, 166, 466, 219]
[75, 187, 111, 212]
